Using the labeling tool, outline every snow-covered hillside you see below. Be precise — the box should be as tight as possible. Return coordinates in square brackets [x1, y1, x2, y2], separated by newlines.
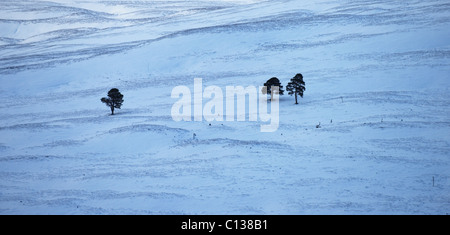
[0, 0, 449, 214]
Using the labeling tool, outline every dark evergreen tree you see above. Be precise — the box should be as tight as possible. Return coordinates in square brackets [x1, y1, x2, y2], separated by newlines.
[286, 73, 306, 104]
[263, 77, 284, 100]
[101, 88, 124, 115]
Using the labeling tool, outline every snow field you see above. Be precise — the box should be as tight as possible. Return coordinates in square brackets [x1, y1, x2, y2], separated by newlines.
[0, 0, 449, 214]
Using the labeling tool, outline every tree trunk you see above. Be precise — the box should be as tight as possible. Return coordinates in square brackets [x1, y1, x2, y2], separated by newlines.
[295, 93, 298, 104]
[111, 106, 115, 115]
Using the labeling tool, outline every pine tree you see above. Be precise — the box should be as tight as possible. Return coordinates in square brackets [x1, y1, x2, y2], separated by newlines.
[101, 88, 124, 115]
[286, 73, 305, 104]
[263, 77, 284, 100]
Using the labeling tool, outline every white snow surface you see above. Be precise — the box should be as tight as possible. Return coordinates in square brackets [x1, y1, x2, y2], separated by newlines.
[0, 0, 449, 214]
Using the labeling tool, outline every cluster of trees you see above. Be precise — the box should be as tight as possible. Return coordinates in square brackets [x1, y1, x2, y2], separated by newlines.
[100, 74, 305, 115]
[263, 73, 306, 104]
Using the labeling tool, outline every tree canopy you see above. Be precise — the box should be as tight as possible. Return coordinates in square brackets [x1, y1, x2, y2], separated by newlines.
[286, 73, 305, 104]
[101, 88, 124, 115]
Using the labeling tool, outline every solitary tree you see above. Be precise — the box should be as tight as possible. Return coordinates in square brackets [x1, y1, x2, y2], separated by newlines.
[286, 73, 306, 104]
[263, 77, 284, 100]
[101, 88, 124, 115]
